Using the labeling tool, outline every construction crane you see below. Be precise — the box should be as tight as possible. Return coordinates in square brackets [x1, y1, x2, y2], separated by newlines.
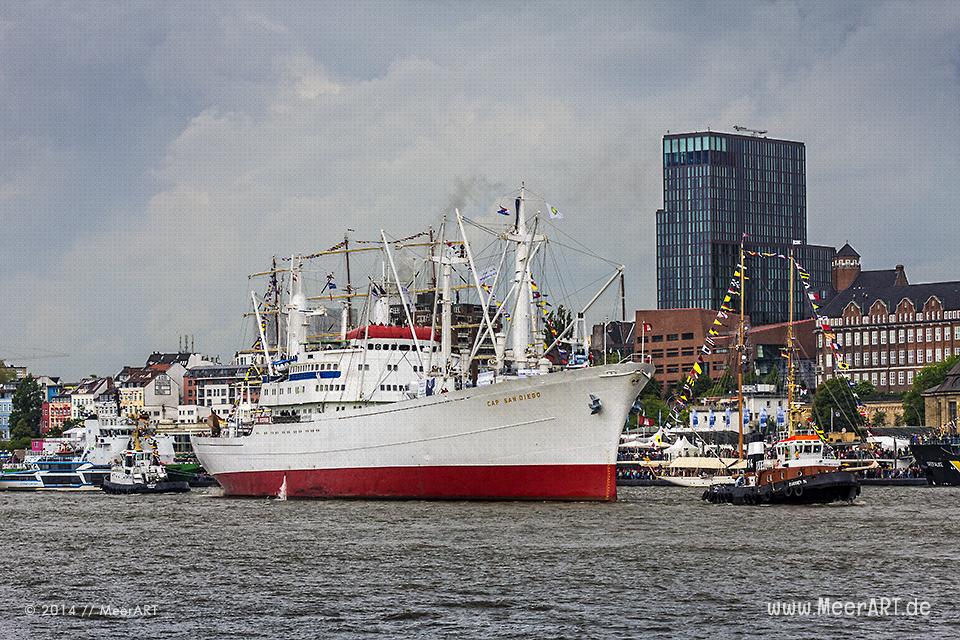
[0, 346, 70, 364]
[733, 125, 768, 137]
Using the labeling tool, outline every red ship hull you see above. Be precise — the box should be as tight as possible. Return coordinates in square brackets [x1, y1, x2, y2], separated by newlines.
[215, 463, 617, 501]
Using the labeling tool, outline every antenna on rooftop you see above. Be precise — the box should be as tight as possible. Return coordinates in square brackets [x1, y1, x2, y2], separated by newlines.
[733, 125, 768, 137]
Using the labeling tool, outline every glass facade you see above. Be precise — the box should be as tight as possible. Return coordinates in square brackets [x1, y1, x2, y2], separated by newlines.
[656, 131, 832, 325]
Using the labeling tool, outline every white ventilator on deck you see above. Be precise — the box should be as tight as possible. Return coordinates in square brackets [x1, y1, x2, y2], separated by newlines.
[431, 242, 468, 371]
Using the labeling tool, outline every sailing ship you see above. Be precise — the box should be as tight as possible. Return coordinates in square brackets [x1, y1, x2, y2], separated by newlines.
[192, 187, 654, 500]
[701, 245, 860, 505]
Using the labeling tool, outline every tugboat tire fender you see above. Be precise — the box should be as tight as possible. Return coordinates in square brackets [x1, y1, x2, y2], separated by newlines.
[784, 485, 794, 497]
[794, 485, 803, 498]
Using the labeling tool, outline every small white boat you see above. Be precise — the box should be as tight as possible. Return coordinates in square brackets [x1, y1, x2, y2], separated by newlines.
[657, 456, 744, 488]
[660, 474, 736, 488]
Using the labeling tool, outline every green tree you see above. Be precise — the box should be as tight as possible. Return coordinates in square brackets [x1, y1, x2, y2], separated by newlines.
[811, 377, 865, 433]
[638, 395, 670, 425]
[48, 417, 83, 438]
[762, 365, 781, 387]
[545, 305, 573, 353]
[853, 380, 877, 400]
[706, 369, 736, 396]
[902, 355, 960, 425]
[8, 376, 43, 449]
[642, 375, 663, 399]
[894, 412, 904, 426]
[0, 361, 15, 384]
[872, 410, 888, 426]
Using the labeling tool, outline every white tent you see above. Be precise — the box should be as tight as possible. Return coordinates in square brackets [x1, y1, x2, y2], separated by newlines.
[663, 436, 700, 459]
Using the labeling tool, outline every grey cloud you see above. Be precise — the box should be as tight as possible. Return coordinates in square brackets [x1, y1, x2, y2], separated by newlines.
[1, 1, 958, 378]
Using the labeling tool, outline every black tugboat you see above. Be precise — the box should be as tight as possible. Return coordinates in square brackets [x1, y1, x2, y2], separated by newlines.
[910, 437, 960, 486]
[702, 432, 861, 505]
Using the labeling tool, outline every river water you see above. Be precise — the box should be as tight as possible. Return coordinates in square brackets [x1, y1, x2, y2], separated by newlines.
[2, 486, 958, 639]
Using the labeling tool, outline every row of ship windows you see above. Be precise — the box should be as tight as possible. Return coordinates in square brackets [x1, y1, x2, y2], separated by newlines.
[365, 343, 439, 352]
[379, 384, 405, 391]
[267, 384, 347, 395]
[295, 363, 339, 372]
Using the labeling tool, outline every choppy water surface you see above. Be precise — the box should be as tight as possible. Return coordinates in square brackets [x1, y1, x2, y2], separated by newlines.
[2, 486, 958, 638]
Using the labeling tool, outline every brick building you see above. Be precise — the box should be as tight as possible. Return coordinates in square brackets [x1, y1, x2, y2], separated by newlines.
[816, 244, 960, 393]
[633, 308, 816, 388]
[632, 309, 742, 384]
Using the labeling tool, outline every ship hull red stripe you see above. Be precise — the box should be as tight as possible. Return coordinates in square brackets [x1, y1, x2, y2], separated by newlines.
[214, 464, 617, 501]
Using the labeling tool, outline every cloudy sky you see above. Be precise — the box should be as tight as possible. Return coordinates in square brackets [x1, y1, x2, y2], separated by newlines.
[1, 1, 958, 379]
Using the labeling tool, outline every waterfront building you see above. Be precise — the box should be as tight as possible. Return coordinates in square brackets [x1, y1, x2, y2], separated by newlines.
[631, 308, 741, 384]
[46, 394, 72, 434]
[182, 364, 257, 408]
[35, 376, 63, 402]
[70, 377, 115, 419]
[816, 244, 960, 394]
[655, 130, 834, 324]
[0, 384, 14, 440]
[632, 308, 816, 389]
[921, 361, 960, 428]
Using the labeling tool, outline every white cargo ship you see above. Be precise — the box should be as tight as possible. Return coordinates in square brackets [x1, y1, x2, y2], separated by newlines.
[193, 187, 653, 500]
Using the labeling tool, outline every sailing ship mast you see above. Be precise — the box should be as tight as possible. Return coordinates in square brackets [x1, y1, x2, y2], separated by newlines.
[787, 247, 795, 437]
[737, 241, 745, 461]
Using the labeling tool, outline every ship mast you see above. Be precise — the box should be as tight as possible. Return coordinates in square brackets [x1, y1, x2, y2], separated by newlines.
[787, 248, 795, 437]
[737, 241, 745, 461]
[509, 184, 533, 369]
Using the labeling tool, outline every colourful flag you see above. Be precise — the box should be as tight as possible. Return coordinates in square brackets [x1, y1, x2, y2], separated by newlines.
[497, 206, 510, 216]
[546, 203, 563, 220]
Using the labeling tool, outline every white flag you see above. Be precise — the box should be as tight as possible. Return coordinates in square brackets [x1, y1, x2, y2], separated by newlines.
[546, 203, 563, 220]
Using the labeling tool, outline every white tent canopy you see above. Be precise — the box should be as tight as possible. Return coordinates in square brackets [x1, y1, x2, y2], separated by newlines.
[663, 436, 700, 459]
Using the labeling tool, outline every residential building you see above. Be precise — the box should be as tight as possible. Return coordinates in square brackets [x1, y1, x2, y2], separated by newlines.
[35, 376, 63, 402]
[70, 377, 115, 419]
[94, 389, 119, 419]
[0, 383, 15, 440]
[46, 394, 72, 434]
[182, 365, 258, 408]
[816, 244, 960, 393]
[119, 368, 153, 416]
[655, 130, 834, 324]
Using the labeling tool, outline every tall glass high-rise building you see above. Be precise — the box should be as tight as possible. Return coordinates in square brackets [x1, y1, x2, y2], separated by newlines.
[655, 130, 834, 325]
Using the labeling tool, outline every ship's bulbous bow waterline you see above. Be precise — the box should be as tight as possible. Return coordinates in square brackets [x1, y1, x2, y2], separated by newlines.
[193, 363, 652, 501]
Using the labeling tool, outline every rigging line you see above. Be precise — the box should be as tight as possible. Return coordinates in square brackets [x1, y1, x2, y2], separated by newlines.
[545, 218, 622, 265]
[548, 236, 621, 267]
[550, 235, 576, 309]
[460, 215, 503, 238]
